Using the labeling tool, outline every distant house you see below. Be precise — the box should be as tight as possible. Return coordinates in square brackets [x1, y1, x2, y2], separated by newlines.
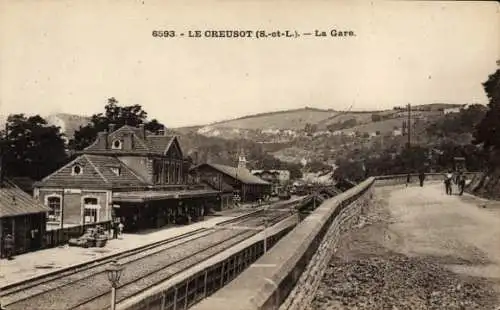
[0, 179, 50, 257]
[34, 124, 219, 232]
[252, 170, 280, 194]
[252, 169, 291, 194]
[393, 129, 403, 136]
[191, 155, 271, 203]
[443, 104, 467, 115]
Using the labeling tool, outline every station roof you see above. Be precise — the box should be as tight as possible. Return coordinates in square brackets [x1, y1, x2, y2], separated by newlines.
[112, 188, 220, 203]
[34, 154, 149, 189]
[192, 163, 270, 186]
[0, 180, 51, 218]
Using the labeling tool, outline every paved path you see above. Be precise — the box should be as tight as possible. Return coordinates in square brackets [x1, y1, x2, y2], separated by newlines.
[0, 216, 234, 287]
[312, 182, 500, 309]
[383, 183, 500, 282]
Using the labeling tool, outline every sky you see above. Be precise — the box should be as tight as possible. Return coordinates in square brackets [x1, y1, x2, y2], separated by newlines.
[0, 0, 498, 127]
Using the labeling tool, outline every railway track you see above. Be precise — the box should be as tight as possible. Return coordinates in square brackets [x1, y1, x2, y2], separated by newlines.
[0, 228, 210, 299]
[4, 229, 257, 310]
[1, 197, 310, 310]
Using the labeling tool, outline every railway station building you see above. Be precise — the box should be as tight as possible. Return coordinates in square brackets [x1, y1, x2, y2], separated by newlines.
[33, 124, 220, 232]
[190, 162, 271, 203]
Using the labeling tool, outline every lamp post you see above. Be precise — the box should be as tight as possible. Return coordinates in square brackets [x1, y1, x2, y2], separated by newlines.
[106, 260, 124, 310]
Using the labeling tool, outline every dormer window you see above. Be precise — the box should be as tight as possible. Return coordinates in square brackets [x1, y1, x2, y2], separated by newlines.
[72, 164, 83, 175]
[112, 139, 123, 150]
[110, 167, 121, 176]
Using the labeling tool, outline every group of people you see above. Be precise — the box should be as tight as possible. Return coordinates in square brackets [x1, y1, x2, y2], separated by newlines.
[406, 170, 467, 196]
[444, 170, 467, 195]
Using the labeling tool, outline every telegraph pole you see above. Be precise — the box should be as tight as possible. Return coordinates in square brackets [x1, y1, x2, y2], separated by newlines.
[0, 123, 8, 187]
[407, 103, 411, 149]
[405, 104, 411, 185]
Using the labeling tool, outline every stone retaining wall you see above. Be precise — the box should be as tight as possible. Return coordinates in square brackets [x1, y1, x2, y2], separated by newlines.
[192, 172, 481, 310]
[278, 187, 371, 310]
[191, 178, 375, 310]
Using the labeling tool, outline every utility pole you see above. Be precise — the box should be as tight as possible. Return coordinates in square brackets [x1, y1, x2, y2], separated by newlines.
[407, 103, 411, 149]
[406, 103, 412, 185]
[0, 123, 9, 187]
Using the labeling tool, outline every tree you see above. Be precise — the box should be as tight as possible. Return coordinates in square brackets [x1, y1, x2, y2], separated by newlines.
[371, 114, 382, 122]
[1, 114, 68, 180]
[305, 160, 331, 173]
[473, 66, 500, 151]
[304, 123, 317, 135]
[287, 163, 302, 180]
[69, 97, 166, 150]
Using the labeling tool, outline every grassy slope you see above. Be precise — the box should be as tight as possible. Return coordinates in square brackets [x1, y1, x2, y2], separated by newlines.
[206, 108, 339, 130]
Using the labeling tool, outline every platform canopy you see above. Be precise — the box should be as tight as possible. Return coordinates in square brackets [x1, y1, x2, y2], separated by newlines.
[112, 188, 220, 203]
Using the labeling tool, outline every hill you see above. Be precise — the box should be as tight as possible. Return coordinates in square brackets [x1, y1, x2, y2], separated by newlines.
[183, 104, 464, 138]
[206, 107, 339, 130]
[0, 113, 91, 140]
[44, 113, 91, 139]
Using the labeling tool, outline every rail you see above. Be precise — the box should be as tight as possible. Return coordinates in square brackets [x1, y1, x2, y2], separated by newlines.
[192, 172, 481, 310]
[0, 197, 315, 310]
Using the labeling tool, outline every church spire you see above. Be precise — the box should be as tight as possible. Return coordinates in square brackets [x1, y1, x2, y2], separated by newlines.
[238, 149, 247, 169]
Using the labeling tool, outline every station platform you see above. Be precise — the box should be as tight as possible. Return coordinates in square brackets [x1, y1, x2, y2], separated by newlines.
[0, 215, 236, 287]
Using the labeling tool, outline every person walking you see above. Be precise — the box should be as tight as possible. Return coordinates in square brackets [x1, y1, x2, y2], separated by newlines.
[418, 170, 426, 187]
[4, 233, 14, 260]
[444, 171, 453, 195]
[118, 222, 124, 238]
[112, 221, 118, 239]
[458, 173, 466, 195]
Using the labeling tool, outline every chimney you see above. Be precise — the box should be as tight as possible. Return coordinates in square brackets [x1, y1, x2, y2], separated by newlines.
[138, 124, 146, 140]
[108, 123, 116, 133]
[123, 133, 134, 150]
[97, 131, 108, 149]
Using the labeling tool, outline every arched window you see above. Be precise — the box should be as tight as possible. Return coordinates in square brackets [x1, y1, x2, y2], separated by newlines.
[46, 195, 62, 223]
[112, 139, 123, 150]
[72, 164, 83, 175]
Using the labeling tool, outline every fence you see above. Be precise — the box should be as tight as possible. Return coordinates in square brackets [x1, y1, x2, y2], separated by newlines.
[43, 220, 112, 249]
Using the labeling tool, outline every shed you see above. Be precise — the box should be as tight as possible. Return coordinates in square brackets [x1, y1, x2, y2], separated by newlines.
[0, 179, 50, 257]
[190, 163, 271, 203]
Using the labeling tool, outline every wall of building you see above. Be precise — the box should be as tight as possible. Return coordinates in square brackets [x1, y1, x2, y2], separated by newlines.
[36, 188, 111, 226]
[0, 213, 47, 257]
